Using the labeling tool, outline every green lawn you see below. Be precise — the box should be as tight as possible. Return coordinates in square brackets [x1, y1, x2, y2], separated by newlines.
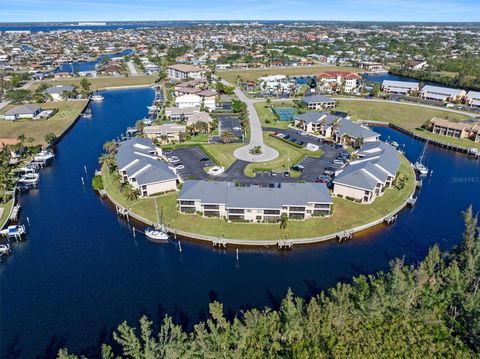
[0, 100, 88, 145]
[218, 65, 363, 84]
[413, 128, 480, 149]
[336, 100, 480, 149]
[30, 75, 155, 91]
[200, 143, 244, 169]
[102, 155, 415, 241]
[0, 198, 14, 229]
[243, 132, 323, 177]
[254, 101, 295, 129]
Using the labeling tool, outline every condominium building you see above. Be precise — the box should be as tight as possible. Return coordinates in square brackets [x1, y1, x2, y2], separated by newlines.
[167, 64, 205, 80]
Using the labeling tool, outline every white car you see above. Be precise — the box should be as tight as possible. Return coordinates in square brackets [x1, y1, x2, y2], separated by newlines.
[175, 165, 185, 170]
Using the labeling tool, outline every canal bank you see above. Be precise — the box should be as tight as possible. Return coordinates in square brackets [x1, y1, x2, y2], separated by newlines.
[1, 88, 479, 359]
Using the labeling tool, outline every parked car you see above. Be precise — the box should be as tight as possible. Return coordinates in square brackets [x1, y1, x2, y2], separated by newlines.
[315, 175, 330, 183]
[323, 169, 335, 176]
[333, 159, 346, 166]
[335, 144, 343, 149]
[167, 156, 179, 163]
[175, 165, 185, 170]
[284, 134, 290, 139]
[284, 171, 290, 177]
[292, 165, 304, 172]
[200, 157, 210, 162]
[297, 141, 304, 146]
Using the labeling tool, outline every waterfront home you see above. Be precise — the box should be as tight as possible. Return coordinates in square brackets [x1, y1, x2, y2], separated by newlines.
[257, 74, 290, 93]
[333, 119, 380, 146]
[167, 64, 205, 80]
[333, 141, 400, 204]
[196, 89, 217, 111]
[465, 91, 480, 108]
[2, 104, 43, 121]
[174, 79, 208, 92]
[407, 59, 427, 70]
[316, 71, 361, 93]
[429, 117, 480, 143]
[381, 80, 419, 95]
[45, 85, 75, 100]
[115, 138, 177, 197]
[175, 94, 202, 109]
[301, 94, 336, 110]
[164, 106, 201, 121]
[143, 124, 187, 143]
[420, 85, 466, 103]
[293, 112, 340, 137]
[178, 181, 333, 221]
[358, 61, 384, 72]
[186, 111, 213, 130]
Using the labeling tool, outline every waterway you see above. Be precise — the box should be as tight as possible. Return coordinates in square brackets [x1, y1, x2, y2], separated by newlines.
[55, 49, 133, 74]
[1, 88, 479, 358]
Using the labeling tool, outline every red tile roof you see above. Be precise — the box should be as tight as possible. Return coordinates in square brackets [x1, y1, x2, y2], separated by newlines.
[316, 71, 361, 80]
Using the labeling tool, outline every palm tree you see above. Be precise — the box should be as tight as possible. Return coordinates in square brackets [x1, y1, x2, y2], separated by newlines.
[221, 130, 234, 144]
[280, 213, 288, 229]
[103, 140, 117, 154]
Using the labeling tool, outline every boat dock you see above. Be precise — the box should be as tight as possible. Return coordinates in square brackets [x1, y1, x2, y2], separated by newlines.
[384, 214, 398, 225]
[277, 240, 293, 250]
[337, 231, 353, 242]
[212, 239, 228, 248]
[9, 204, 21, 221]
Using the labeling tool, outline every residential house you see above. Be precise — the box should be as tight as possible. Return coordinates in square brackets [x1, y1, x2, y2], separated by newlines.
[2, 104, 42, 121]
[358, 61, 383, 72]
[196, 89, 217, 111]
[164, 106, 201, 121]
[466, 91, 480, 108]
[178, 181, 332, 221]
[167, 64, 205, 80]
[333, 118, 380, 145]
[186, 111, 213, 131]
[316, 71, 361, 93]
[175, 94, 202, 109]
[293, 112, 340, 137]
[301, 94, 336, 110]
[115, 138, 177, 197]
[45, 85, 75, 100]
[429, 117, 480, 143]
[381, 80, 419, 95]
[333, 141, 400, 203]
[407, 59, 427, 70]
[420, 85, 466, 103]
[143, 124, 187, 143]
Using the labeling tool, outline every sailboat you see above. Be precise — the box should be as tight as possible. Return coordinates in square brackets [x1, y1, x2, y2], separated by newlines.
[145, 199, 169, 242]
[414, 140, 429, 176]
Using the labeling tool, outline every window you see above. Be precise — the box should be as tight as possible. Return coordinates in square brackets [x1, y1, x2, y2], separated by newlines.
[264, 210, 280, 215]
[289, 207, 305, 212]
[180, 200, 195, 206]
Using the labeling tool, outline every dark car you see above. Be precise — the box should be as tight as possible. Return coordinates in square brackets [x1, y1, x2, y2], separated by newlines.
[292, 165, 304, 172]
[200, 157, 210, 162]
[315, 175, 330, 183]
[284, 134, 290, 139]
[297, 141, 304, 146]
[334, 144, 343, 149]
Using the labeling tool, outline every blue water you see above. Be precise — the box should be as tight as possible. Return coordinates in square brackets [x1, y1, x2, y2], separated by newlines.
[363, 73, 449, 88]
[1, 88, 479, 358]
[55, 49, 133, 73]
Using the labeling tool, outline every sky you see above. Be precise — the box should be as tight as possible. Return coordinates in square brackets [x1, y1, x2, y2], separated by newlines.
[0, 0, 479, 23]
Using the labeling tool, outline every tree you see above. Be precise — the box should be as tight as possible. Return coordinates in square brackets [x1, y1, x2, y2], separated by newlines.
[135, 120, 145, 136]
[221, 130, 234, 144]
[103, 140, 117, 154]
[80, 78, 91, 95]
[280, 213, 288, 229]
[44, 133, 57, 144]
[6, 89, 32, 104]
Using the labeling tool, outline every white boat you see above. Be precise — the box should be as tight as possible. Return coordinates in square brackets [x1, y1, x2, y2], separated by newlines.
[18, 173, 40, 185]
[145, 199, 169, 242]
[145, 226, 169, 241]
[0, 225, 26, 238]
[18, 166, 37, 175]
[91, 90, 104, 102]
[0, 243, 11, 255]
[34, 150, 55, 161]
[414, 141, 429, 176]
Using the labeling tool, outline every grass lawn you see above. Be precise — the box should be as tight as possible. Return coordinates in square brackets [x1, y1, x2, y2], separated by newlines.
[30, 75, 155, 91]
[102, 155, 415, 241]
[218, 65, 362, 84]
[254, 101, 295, 129]
[0, 198, 14, 229]
[200, 143, 244, 169]
[0, 100, 88, 145]
[243, 132, 323, 177]
[335, 100, 479, 149]
[189, 133, 209, 142]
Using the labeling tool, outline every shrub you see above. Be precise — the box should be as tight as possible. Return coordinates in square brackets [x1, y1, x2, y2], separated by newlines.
[91, 175, 104, 191]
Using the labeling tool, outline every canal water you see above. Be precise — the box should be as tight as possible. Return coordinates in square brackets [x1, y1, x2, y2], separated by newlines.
[55, 49, 133, 74]
[1, 88, 479, 358]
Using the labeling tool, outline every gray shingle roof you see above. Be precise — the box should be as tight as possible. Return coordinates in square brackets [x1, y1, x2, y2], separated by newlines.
[335, 119, 379, 140]
[179, 181, 332, 208]
[115, 138, 176, 185]
[45, 85, 75, 94]
[4, 104, 42, 116]
[294, 112, 339, 125]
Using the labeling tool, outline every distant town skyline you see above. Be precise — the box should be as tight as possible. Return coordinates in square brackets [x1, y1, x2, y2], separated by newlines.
[1, 0, 480, 23]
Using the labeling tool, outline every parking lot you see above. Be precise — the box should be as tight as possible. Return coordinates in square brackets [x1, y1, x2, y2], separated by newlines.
[165, 147, 214, 181]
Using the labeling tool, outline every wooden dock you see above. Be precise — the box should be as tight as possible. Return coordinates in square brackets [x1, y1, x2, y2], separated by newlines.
[337, 231, 353, 242]
[212, 239, 227, 248]
[9, 204, 20, 221]
[277, 240, 293, 250]
[407, 197, 417, 207]
[384, 214, 397, 225]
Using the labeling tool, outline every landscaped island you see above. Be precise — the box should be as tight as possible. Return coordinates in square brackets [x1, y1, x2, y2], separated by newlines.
[101, 154, 414, 243]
